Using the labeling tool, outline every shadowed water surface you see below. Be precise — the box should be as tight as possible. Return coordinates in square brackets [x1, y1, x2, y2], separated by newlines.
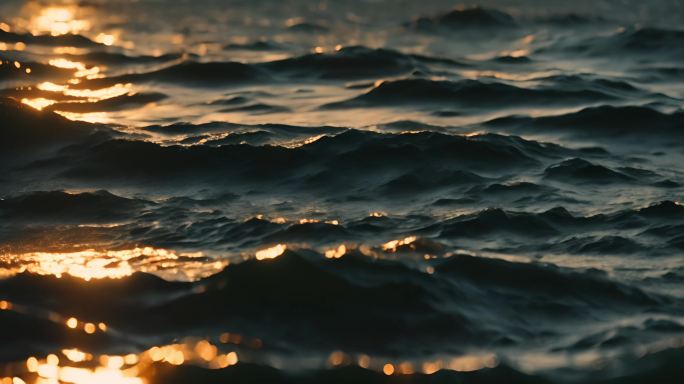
[1, 0, 684, 383]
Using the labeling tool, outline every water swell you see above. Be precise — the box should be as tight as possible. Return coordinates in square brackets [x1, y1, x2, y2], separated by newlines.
[2, 1, 684, 382]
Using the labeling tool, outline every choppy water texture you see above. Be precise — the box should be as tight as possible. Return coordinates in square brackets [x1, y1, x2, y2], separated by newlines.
[1, 0, 684, 383]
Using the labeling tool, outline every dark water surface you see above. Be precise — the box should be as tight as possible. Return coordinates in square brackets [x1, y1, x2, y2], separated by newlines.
[1, 0, 684, 383]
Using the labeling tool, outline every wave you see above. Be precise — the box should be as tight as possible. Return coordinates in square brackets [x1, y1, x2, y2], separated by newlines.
[613, 27, 684, 54]
[75, 61, 270, 88]
[434, 253, 657, 306]
[486, 105, 684, 141]
[635, 66, 684, 82]
[217, 102, 289, 115]
[2, 194, 683, 264]
[0, 190, 148, 223]
[0, 57, 76, 84]
[0, 308, 94, 362]
[379, 168, 486, 195]
[0, 251, 481, 352]
[469, 181, 557, 196]
[107, 346, 684, 384]
[7, 193, 678, 257]
[423, 201, 684, 253]
[543, 158, 634, 184]
[43, 130, 562, 190]
[74, 46, 466, 88]
[286, 21, 330, 33]
[224, 40, 285, 51]
[554, 235, 648, 255]
[539, 27, 684, 60]
[0, 98, 112, 157]
[539, 74, 644, 94]
[322, 78, 618, 109]
[405, 6, 517, 31]
[144, 120, 342, 142]
[2, 1, 684, 382]
[0, 30, 101, 47]
[559, 318, 684, 352]
[637, 200, 684, 218]
[47, 92, 168, 113]
[491, 55, 533, 64]
[0, 248, 673, 356]
[147, 362, 548, 384]
[535, 13, 607, 26]
[464, 182, 565, 205]
[262, 46, 438, 80]
[59, 51, 186, 66]
[435, 208, 560, 238]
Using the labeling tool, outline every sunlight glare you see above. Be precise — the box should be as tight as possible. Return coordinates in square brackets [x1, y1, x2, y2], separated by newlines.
[255, 244, 287, 260]
[32, 7, 91, 36]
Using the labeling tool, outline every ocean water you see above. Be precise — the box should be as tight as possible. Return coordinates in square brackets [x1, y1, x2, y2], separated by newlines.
[1, 0, 684, 383]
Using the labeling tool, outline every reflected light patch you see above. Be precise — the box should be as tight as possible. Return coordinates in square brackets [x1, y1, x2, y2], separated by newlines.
[66, 318, 78, 329]
[328, 351, 347, 366]
[26, 357, 39, 372]
[422, 361, 442, 374]
[381, 236, 418, 252]
[37, 82, 67, 92]
[95, 33, 117, 46]
[62, 349, 90, 363]
[255, 244, 287, 260]
[31, 7, 91, 36]
[461, 69, 558, 82]
[5, 342, 498, 382]
[49, 58, 86, 70]
[53, 46, 89, 55]
[398, 362, 414, 374]
[84, 323, 96, 334]
[21, 98, 56, 111]
[448, 354, 498, 372]
[64, 83, 131, 99]
[55, 111, 114, 124]
[505, 49, 530, 58]
[298, 218, 339, 225]
[325, 244, 347, 259]
[33, 82, 132, 125]
[62, 316, 107, 335]
[48, 58, 102, 78]
[0, 247, 223, 281]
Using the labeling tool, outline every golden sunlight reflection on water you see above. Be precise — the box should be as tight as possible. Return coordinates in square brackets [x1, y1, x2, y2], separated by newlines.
[20, 97, 56, 110]
[54, 111, 116, 124]
[18, 55, 115, 120]
[255, 244, 287, 260]
[30, 6, 91, 37]
[0, 247, 227, 281]
[0, 338, 245, 384]
[0, 238, 504, 383]
[324, 244, 347, 259]
[381, 236, 418, 252]
[328, 351, 498, 375]
[10, 2, 132, 123]
[0, 335, 498, 384]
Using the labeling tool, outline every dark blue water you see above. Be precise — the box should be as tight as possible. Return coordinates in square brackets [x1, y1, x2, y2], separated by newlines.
[1, 0, 684, 383]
